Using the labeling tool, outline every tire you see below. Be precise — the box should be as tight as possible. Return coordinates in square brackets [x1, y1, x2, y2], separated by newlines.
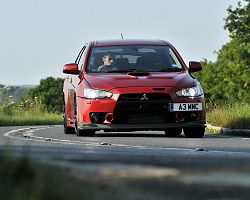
[183, 127, 205, 138]
[63, 112, 75, 134]
[164, 128, 182, 136]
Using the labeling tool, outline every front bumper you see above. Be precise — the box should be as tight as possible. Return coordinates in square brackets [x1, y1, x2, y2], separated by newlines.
[77, 120, 206, 131]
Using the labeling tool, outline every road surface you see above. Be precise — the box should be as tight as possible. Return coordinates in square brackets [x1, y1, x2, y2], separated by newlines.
[1, 125, 250, 199]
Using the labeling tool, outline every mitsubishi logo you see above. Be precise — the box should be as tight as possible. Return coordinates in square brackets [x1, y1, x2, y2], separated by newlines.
[141, 94, 149, 101]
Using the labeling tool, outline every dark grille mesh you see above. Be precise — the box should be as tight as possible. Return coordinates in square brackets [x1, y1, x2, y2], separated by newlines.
[118, 93, 171, 101]
[113, 93, 174, 124]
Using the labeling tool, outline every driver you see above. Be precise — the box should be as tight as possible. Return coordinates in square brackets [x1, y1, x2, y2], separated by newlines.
[97, 52, 116, 72]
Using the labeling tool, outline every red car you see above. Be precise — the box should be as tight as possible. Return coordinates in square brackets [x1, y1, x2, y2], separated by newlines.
[63, 39, 206, 137]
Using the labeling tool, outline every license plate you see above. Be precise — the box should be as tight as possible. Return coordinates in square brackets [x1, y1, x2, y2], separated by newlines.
[169, 103, 202, 112]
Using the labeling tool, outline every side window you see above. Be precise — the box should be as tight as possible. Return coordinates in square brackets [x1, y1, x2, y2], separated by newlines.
[75, 45, 87, 70]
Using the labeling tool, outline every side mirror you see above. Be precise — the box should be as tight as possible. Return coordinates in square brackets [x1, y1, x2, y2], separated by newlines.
[189, 61, 202, 72]
[63, 63, 79, 74]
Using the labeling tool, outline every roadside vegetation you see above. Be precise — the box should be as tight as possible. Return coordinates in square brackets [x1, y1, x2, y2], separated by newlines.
[194, 1, 250, 105]
[207, 103, 250, 129]
[0, 110, 62, 126]
[194, 0, 250, 130]
[0, 78, 63, 126]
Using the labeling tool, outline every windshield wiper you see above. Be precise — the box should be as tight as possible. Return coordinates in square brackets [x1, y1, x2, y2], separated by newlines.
[159, 67, 183, 72]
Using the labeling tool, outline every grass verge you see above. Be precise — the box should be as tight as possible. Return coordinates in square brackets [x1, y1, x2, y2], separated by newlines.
[0, 111, 62, 126]
[207, 103, 250, 129]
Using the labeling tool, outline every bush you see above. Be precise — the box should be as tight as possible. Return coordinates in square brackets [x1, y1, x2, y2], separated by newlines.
[24, 77, 64, 113]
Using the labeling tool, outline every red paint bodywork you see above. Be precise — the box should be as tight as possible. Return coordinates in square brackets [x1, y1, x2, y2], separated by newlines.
[63, 39, 206, 136]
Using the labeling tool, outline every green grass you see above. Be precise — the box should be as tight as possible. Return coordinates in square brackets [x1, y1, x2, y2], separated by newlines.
[207, 103, 250, 129]
[0, 112, 62, 126]
[0, 107, 62, 126]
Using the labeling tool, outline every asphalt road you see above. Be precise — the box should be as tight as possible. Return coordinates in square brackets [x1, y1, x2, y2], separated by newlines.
[1, 125, 250, 199]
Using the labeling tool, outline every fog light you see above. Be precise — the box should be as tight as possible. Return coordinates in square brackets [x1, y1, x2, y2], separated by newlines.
[190, 113, 197, 120]
[90, 113, 99, 123]
[175, 112, 184, 122]
[105, 113, 113, 122]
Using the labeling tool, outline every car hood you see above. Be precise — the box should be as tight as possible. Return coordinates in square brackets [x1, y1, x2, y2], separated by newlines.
[84, 72, 194, 91]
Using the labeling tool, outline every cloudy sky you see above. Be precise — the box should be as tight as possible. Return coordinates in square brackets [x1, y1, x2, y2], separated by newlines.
[0, 0, 242, 85]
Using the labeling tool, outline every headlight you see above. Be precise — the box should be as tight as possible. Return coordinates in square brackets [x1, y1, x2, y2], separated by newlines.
[84, 88, 113, 99]
[176, 84, 203, 97]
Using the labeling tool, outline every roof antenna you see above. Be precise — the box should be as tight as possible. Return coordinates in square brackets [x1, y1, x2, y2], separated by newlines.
[121, 33, 124, 39]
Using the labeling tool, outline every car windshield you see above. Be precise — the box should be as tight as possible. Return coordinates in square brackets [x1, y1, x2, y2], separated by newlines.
[86, 45, 184, 73]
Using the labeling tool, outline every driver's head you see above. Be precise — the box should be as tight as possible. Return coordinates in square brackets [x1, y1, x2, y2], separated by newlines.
[102, 52, 115, 66]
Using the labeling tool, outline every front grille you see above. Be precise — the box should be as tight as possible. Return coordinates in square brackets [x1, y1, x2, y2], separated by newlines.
[118, 93, 171, 101]
[113, 93, 174, 124]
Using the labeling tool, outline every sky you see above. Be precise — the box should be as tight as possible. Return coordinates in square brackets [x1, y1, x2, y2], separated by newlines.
[0, 0, 243, 86]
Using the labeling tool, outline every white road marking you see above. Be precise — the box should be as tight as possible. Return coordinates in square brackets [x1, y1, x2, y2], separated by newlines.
[3, 126, 195, 151]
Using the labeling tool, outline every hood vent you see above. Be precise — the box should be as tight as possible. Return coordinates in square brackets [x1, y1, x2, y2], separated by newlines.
[128, 72, 150, 76]
[153, 88, 166, 91]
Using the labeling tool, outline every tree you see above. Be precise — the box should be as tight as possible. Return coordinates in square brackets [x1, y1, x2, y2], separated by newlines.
[25, 77, 64, 113]
[224, 0, 250, 44]
[195, 1, 250, 104]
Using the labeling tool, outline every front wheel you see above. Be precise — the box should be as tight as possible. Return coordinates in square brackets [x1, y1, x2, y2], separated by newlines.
[183, 127, 205, 138]
[63, 112, 75, 134]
